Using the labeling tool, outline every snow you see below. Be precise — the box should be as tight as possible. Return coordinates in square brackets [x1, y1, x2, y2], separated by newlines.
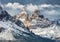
[0, 29, 15, 40]
[0, 20, 30, 40]
[29, 18, 60, 39]
[30, 23, 60, 39]
[0, 21, 15, 40]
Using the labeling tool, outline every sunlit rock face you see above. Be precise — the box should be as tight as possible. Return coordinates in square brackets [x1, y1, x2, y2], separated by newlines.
[14, 10, 31, 28]
[14, 10, 45, 29]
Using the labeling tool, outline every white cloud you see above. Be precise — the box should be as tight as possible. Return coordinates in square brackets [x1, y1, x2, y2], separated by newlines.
[5, 3, 60, 12]
[4, 3, 60, 17]
[0, 3, 60, 20]
[26, 4, 38, 12]
[46, 10, 55, 15]
[5, 2, 24, 9]
[38, 4, 60, 15]
[43, 10, 59, 15]
[39, 4, 60, 8]
[39, 4, 53, 8]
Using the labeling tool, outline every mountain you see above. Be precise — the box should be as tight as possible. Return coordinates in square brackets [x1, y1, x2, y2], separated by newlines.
[29, 15, 60, 40]
[13, 9, 60, 41]
[29, 13, 60, 40]
[14, 10, 52, 28]
[0, 6, 56, 42]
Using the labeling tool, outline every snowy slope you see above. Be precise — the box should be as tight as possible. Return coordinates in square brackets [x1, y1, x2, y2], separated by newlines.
[30, 18, 52, 28]
[30, 18, 60, 40]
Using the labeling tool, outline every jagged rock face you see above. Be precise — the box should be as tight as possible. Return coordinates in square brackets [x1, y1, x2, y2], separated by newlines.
[30, 10, 39, 20]
[13, 9, 52, 30]
[14, 10, 45, 29]
[0, 10, 12, 21]
[30, 10, 44, 20]
[0, 6, 10, 20]
[14, 10, 27, 21]
[0, 7, 26, 28]
[30, 18, 52, 28]
[13, 10, 30, 28]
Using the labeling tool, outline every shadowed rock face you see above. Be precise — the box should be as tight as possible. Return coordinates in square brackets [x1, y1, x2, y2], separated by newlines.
[0, 27, 5, 33]
[0, 6, 2, 12]
[0, 11, 12, 20]
[0, 6, 13, 21]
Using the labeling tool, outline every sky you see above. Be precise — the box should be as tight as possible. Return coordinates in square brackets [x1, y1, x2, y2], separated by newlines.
[0, 0, 60, 21]
[1, 0, 60, 5]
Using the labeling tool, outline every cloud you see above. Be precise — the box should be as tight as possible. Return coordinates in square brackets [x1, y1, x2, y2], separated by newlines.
[5, 2, 24, 9]
[5, 3, 60, 13]
[39, 4, 60, 8]
[4, 3, 60, 9]
[38, 4, 60, 15]
[39, 4, 53, 8]
[5, 3, 39, 11]
[2, 3, 60, 20]
[26, 4, 38, 12]
[43, 10, 60, 15]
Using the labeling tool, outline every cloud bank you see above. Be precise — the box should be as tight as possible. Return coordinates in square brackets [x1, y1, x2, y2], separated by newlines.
[5, 2, 24, 9]
[1, 2, 60, 20]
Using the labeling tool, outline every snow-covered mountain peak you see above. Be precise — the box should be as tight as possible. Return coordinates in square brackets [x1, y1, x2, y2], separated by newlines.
[0, 6, 56, 42]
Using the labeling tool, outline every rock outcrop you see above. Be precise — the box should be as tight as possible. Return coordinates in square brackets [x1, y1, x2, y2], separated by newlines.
[14, 10, 51, 29]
